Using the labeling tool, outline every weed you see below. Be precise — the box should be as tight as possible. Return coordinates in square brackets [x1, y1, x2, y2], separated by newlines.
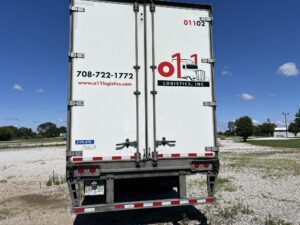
[46, 171, 65, 186]
[217, 177, 236, 192]
[187, 179, 206, 189]
[219, 202, 252, 220]
[240, 204, 252, 214]
[0, 208, 11, 220]
[264, 214, 292, 225]
[181, 213, 190, 225]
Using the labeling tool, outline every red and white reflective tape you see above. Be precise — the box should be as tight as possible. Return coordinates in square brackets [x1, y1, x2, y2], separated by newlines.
[157, 152, 215, 159]
[71, 155, 135, 163]
[70, 152, 215, 163]
[73, 197, 215, 214]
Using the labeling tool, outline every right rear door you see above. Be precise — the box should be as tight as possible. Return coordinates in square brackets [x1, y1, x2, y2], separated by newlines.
[146, 4, 216, 158]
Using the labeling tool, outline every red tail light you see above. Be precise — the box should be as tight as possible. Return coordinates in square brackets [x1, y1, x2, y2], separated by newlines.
[204, 163, 209, 169]
[194, 163, 201, 169]
[78, 168, 84, 174]
[89, 167, 96, 174]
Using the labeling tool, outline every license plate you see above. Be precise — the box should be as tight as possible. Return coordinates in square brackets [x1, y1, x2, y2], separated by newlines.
[85, 185, 104, 196]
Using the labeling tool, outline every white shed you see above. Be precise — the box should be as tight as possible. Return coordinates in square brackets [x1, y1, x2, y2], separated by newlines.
[273, 127, 299, 138]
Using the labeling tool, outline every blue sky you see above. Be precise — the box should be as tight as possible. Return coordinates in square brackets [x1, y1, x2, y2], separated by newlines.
[0, 0, 299, 131]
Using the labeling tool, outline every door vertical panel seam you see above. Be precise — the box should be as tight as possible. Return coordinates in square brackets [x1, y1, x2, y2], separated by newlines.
[143, 2, 149, 158]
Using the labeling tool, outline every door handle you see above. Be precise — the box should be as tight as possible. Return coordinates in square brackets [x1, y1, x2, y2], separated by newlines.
[116, 139, 137, 150]
[156, 137, 176, 147]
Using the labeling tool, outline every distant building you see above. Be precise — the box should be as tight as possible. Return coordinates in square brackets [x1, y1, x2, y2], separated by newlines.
[273, 127, 300, 138]
[60, 133, 67, 138]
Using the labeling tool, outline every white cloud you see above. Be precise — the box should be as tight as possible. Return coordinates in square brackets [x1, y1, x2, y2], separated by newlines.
[253, 119, 260, 125]
[277, 62, 299, 76]
[12, 84, 23, 91]
[237, 93, 255, 101]
[58, 118, 64, 122]
[36, 88, 44, 94]
[221, 66, 232, 76]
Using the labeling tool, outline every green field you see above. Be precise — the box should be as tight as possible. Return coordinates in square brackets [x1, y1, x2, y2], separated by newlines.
[3, 137, 65, 143]
[248, 139, 300, 149]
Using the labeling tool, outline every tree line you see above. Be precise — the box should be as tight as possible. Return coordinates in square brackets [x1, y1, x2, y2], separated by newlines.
[0, 122, 66, 141]
[220, 109, 300, 142]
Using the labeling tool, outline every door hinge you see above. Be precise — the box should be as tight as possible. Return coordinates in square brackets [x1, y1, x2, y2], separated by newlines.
[67, 151, 83, 157]
[69, 6, 85, 12]
[205, 147, 219, 152]
[133, 2, 139, 12]
[150, 2, 155, 12]
[201, 58, 215, 64]
[203, 101, 217, 107]
[68, 100, 84, 107]
[200, 17, 213, 22]
[69, 52, 85, 59]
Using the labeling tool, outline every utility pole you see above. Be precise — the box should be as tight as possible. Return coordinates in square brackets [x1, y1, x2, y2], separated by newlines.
[282, 112, 289, 138]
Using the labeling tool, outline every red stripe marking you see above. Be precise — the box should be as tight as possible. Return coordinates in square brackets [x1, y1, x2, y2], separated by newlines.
[171, 153, 180, 158]
[189, 199, 197, 204]
[153, 202, 162, 207]
[115, 204, 124, 209]
[205, 197, 215, 203]
[171, 200, 180, 205]
[112, 156, 122, 160]
[130, 156, 136, 160]
[134, 203, 144, 208]
[157, 154, 163, 158]
[92, 156, 102, 161]
[73, 207, 84, 213]
[188, 153, 197, 157]
[72, 157, 83, 162]
[205, 152, 214, 157]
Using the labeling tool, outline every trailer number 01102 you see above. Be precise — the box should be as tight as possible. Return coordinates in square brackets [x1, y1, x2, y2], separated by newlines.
[183, 19, 205, 26]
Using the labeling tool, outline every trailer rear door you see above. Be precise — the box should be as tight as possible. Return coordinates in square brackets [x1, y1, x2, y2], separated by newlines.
[69, 0, 145, 159]
[68, 0, 216, 162]
[146, 4, 216, 158]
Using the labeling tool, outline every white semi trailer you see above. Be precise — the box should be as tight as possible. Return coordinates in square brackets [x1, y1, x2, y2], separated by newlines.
[67, 0, 219, 214]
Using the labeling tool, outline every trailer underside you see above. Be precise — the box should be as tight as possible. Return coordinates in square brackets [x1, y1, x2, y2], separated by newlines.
[67, 156, 219, 213]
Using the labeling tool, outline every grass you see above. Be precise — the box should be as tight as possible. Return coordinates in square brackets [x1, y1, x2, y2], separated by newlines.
[188, 177, 236, 192]
[264, 214, 292, 225]
[223, 151, 300, 177]
[1, 137, 65, 143]
[248, 139, 300, 149]
[217, 178, 236, 192]
[219, 202, 252, 219]
[0, 137, 66, 149]
[187, 179, 206, 189]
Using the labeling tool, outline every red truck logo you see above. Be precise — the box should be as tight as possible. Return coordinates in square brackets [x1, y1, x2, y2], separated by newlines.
[157, 53, 206, 81]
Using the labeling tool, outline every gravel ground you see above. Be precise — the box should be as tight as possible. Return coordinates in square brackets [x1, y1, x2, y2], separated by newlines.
[0, 139, 299, 225]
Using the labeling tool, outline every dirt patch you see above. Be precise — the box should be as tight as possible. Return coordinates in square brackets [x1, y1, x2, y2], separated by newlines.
[18, 193, 65, 208]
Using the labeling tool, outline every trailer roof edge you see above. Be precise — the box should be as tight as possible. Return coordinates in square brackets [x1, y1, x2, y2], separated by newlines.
[81, 0, 212, 10]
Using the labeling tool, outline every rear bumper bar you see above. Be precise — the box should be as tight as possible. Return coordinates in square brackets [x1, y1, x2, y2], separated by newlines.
[73, 197, 216, 214]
